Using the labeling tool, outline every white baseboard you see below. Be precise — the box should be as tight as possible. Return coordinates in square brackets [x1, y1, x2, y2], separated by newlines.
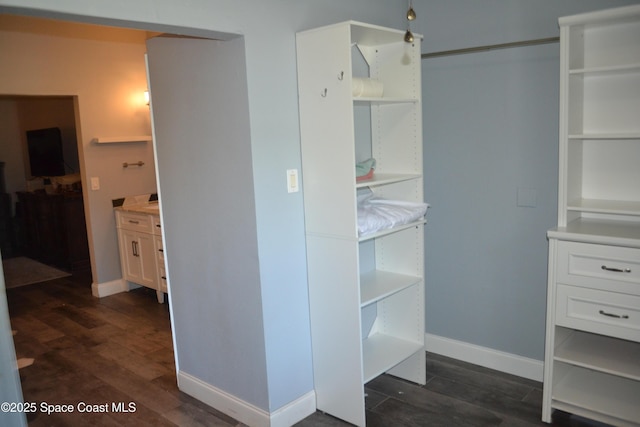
[177, 370, 316, 427]
[425, 333, 543, 382]
[91, 278, 127, 298]
[268, 390, 316, 427]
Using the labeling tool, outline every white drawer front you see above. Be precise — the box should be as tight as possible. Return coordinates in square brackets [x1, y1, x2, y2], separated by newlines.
[557, 241, 640, 295]
[116, 211, 153, 233]
[556, 284, 640, 342]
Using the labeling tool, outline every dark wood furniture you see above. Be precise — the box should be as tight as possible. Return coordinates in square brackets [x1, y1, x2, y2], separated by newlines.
[16, 190, 90, 271]
[0, 193, 14, 257]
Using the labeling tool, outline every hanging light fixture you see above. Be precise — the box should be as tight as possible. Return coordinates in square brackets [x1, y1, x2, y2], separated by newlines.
[404, 0, 416, 43]
[407, 0, 416, 21]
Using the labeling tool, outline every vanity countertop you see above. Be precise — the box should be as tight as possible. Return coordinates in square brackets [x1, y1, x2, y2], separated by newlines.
[115, 201, 160, 216]
[113, 193, 160, 216]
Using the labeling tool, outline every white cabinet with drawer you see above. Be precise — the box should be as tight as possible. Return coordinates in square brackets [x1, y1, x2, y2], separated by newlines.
[556, 283, 640, 342]
[544, 6, 640, 426]
[557, 241, 640, 293]
[115, 209, 165, 303]
[544, 238, 640, 426]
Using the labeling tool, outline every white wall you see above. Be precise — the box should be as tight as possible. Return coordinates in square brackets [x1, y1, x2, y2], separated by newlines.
[0, 15, 156, 284]
[416, 0, 640, 371]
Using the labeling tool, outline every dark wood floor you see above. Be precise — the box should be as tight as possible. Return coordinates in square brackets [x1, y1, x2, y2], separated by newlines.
[6, 272, 609, 426]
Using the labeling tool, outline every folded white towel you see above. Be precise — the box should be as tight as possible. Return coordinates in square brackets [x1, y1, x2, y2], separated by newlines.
[357, 193, 428, 236]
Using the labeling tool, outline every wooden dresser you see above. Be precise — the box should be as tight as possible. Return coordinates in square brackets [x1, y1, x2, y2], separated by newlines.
[16, 190, 90, 271]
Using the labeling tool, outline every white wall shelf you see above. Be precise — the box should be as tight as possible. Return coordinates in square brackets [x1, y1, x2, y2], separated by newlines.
[569, 63, 640, 75]
[566, 199, 640, 216]
[355, 173, 421, 189]
[362, 333, 424, 383]
[92, 135, 151, 144]
[568, 133, 640, 139]
[358, 220, 426, 242]
[360, 270, 421, 307]
[554, 330, 640, 380]
[297, 21, 425, 427]
[353, 97, 418, 104]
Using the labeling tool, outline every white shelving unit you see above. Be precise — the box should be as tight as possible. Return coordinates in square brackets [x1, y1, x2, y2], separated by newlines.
[543, 5, 640, 427]
[296, 21, 425, 426]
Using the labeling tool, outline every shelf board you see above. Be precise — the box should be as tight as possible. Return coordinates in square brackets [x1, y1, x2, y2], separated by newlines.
[548, 218, 640, 248]
[569, 63, 640, 76]
[554, 331, 640, 380]
[93, 136, 152, 144]
[568, 133, 640, 140]
[358, 219, 426, 242]
[552, 365, 640, 424]
[353, 97, 418, 105]
[362, 333, 423, 383]
[567, 198, 640, 216]
[349, 21, 423, 47]
[360, 270, 421, 308]
[356, 173, 421, 189]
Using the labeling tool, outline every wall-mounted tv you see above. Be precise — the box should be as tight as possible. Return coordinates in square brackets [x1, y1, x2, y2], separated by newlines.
[26, 127, 65, 177]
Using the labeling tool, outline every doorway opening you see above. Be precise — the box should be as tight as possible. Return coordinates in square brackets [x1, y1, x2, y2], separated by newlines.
[0, 95, 89, 283]
[1, 9, 247, 424]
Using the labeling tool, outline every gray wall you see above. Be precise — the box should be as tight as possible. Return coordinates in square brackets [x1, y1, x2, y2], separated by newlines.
[417, 0, 640, 361]
[147, 35, 268, 409]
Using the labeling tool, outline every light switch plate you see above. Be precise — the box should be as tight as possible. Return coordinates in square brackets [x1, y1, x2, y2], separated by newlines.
[90, 177, 100, 191]
[287, 169, 299, 193]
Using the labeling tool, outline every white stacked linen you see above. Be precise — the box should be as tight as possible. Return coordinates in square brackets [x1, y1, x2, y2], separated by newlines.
[357, 192, 429, 236]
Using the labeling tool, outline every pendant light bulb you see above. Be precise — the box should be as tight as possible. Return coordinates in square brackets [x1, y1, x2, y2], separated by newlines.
[404, 29, 414, 43]
[407, 4, 416, 20]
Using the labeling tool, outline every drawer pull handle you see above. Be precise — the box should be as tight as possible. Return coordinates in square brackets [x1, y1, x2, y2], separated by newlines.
[128, 220, 140, 224]
[158, 249, 164, 253]
[599, 310, 629, 319]
[601, 265, 631, 273]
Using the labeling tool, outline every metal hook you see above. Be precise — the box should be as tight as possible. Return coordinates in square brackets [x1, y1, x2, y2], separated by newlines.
[321, 88, 327, 97]
[338, 71, 344, 80]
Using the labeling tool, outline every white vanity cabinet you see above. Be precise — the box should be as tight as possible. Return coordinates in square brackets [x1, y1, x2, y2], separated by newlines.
[153, 215, 167, 294]
[116, 209, 165, 303]
[297, 21, 425, 426]
[543, 5, 640, 426]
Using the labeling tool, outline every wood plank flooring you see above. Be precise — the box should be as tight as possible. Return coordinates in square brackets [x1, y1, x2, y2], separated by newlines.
[6, 272, 609, 426]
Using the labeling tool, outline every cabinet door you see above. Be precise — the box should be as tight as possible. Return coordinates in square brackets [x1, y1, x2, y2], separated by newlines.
[119, 230, 158, 289]
[137, 232, 158, 288]
[119, 229, 143, 283]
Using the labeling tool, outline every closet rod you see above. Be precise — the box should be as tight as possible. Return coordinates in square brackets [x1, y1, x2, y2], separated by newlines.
[422, 36, 559, 59]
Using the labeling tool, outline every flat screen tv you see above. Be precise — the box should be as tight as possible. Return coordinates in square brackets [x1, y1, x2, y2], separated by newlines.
[26, 127, 65, 177]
